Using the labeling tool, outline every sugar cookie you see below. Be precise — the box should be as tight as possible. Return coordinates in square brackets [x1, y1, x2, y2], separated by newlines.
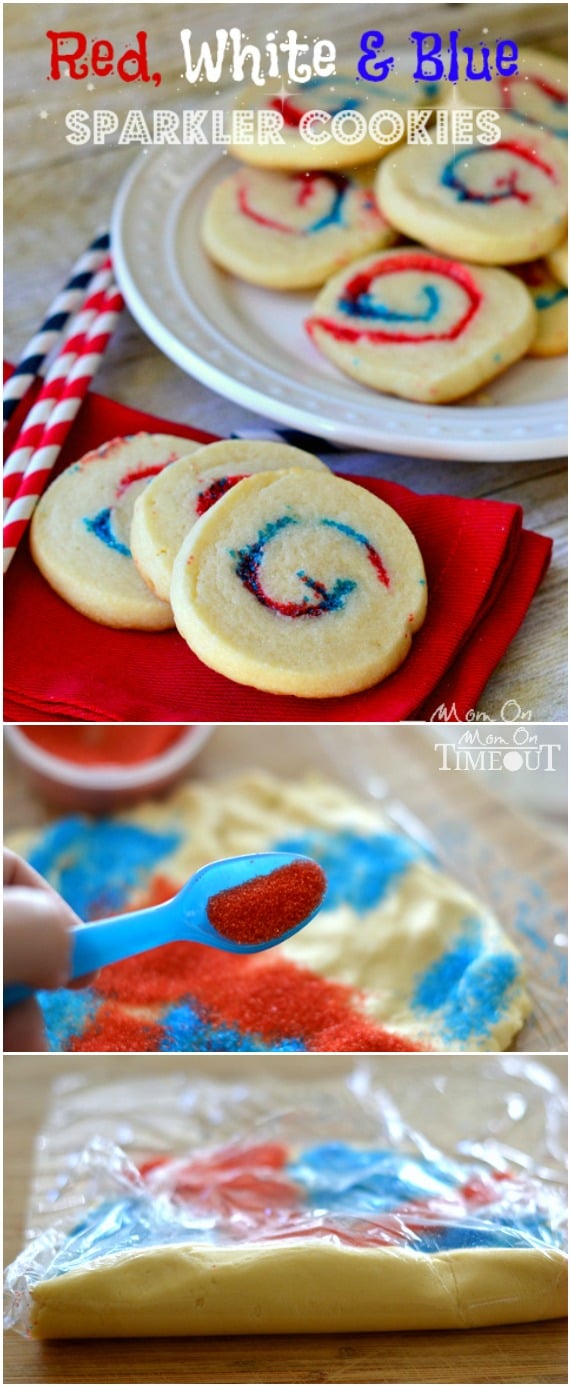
[306, 248, 536, 403]
[131, 441, 328, 602]
[170, 470, 427, 697]
[514, 261, 568, 356]
[443, 46, 567, 142]
[231, 70, 433, 170]
[547, 241, 568, 285]
[30, 434, 199, 629]
[201, 166, 396, 289]
[376, 116, 568, 264]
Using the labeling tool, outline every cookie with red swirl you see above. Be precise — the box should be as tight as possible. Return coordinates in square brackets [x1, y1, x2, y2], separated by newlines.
[377, 116, 567, 265]
[230, 69, 433, 171]
[513, 260, 568, 356]
[131, 440, 328, 602]
[201, 166, 396, 289]
[30, 434, 199, 629]
[442, 46, 567, 143]
[306, 247, 536, 402]
[170, 469, 427, 698]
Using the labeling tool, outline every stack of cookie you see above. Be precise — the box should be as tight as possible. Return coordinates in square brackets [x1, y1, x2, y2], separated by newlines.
[31, 435, 427, 695]
[202, 50, 568, 403]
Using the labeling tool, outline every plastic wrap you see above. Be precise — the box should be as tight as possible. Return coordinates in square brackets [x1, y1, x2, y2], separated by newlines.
[7, 726, 565, 1054]
[4, 1058, 567, 1338]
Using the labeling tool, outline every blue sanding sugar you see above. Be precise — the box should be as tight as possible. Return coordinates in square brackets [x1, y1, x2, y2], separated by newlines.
[160, 1001, 305, 1054]
[274, 830, 421, 914]
[38, 986, 99, 1051]
[28, 817, 181, 919]
[413, 918, 518, 1043]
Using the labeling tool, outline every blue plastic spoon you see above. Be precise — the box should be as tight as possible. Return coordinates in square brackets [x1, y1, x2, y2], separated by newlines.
[4, 852, 325, 1009]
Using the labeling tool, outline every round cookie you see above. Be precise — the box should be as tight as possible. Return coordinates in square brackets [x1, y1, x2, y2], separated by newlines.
[547, 241, 568, 285]
[376, 115, 568, 264]
[170, 469, 427, 698]
[201, 166, 396, 290]
[514, 260, 568, 356]
[305, 247, 536, 403]
[231, 70, 432, 170]
[30, 434, 199, 629]
[443, 46, 567, 141]
[131, 440, 328, 602]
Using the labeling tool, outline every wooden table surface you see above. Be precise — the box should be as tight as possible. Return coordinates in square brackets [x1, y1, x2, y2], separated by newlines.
[3, 3, 568, 721]
[4, 1054, 568, 1385]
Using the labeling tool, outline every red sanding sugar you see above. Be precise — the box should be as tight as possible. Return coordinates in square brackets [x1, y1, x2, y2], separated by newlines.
[91, 874, 426, 1052]
[70, 1003, 164, 1053]
[315, 1016, 428, 1053]
[206, 860, 326, 945]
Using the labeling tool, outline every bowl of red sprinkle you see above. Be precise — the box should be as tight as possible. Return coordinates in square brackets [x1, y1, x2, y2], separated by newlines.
[4, 724, 212, 811]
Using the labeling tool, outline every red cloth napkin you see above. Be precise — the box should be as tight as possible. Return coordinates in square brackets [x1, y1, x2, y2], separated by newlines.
[3, 380, 552, 723]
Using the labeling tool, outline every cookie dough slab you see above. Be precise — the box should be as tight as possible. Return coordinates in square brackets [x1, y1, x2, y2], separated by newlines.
[30, 1243, 567, 1337]
[18, 771, 531, 1053]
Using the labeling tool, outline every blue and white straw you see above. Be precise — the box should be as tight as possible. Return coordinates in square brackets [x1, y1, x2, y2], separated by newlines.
[3, 230, 110, 430]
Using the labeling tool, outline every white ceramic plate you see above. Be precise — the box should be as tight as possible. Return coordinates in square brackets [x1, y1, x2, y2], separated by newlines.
[112, 144, 567, 462]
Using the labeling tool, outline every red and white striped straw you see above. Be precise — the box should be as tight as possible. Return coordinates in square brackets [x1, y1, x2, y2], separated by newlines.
[3, 283, 124, 574]
[3, 260, 114, 513]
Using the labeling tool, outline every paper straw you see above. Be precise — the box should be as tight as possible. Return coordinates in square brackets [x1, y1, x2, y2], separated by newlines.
[3, 261, 114, 513]
[3, 230, 110, 429]
[3, 284, 124, 574]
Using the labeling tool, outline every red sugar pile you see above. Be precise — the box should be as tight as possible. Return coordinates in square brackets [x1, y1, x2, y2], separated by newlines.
[206, 859, 326, 945]
[89, 873, 427, 1052]
[70, 1003, 163, 1053]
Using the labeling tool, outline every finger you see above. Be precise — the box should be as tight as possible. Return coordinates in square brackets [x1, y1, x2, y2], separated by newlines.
[3, 997, 48, 1052]
[4, 847, 51, 889]
[3, 849, 80, 929]
[4, 889, 72, 989]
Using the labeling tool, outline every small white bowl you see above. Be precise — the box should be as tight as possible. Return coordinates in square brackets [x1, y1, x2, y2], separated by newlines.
[4, 724, 213, 811]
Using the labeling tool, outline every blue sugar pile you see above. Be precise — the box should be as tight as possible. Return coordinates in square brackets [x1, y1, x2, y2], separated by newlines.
[413, 918, 518, 1044]
[160, 1001, 305, 1054]
[38, 986, 99, 1051]
[274, 830, 420, 915]
[29, 817, 181, 919]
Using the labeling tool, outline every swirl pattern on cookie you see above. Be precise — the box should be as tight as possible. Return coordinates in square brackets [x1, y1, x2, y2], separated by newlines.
[170, 470, 427, 697]
[306, 248, 536, 401]
[513, 259, 568, 356]
[131, 441, 327, 603]
[444, 46, 567, 140]
[231, 70, 432, 169]
[202, 167, 395, 288]
[30, 434, 199, 629]
[377, 116, 567, 264]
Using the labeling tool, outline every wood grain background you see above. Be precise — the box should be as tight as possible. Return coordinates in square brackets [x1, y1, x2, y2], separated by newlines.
[3, 2, 568, 720]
